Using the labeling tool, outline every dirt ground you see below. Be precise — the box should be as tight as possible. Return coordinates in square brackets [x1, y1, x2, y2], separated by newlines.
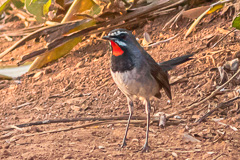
[0, 11, 240, 160]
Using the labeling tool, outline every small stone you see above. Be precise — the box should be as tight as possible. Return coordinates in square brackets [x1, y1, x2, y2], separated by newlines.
[45, 68, 52, 74]
[29, 126, 42, 132]
[107, 124, 113, 128]
[71, 106, 81, 112]
[203, 154, 211, 159]
[174, 115, 181, 119]
[182, 133, 201, 143]
[27, 156, 36, 160]
[159, 113, 166, 128]
[228, 92, 234, 99]
[2, 150, 11, 156]
[172, 152, 178, 158]
[224, 58, 239, 71]
[132, 139, 139, 142]
[195, 144, 202, 148]
[192, 115, 200, 119]
[98, 146, 105, 149]
[3, 144, 10, 149]
[14, 80, 21, 84]
[33, 71, 43, 80]
[234, 51, 240, 59]
[75, 61, 85, 68]
[63, 154, 72, 159]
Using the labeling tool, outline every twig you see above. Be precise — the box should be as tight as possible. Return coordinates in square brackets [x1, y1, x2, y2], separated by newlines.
[94, 77, 112, 91]
[213, 131, 226, 143]
[8, 121, 109, 141]
[184, 8, 209, 39]
[0, 132, 14, 140]
[126, 0, 138, 10]
[12, 102, 32, 109]
[196, 96, 240, 123]
[3, 34, 13, 41]
[1, 118, 184, 141]
[48, 88, 75, 98]
[0, 25, 44, 37]
[184, 0, 231, 39]
[167, 68, 240, 118]
[212, 153, 225, 160]
[211, 120, 238, 131]
[0, 19, 90, 59]
[7, 120, 144, 141]
[8, 125, 23, 131]
[156, 148, 201, 153]
[146, 34, 179, 48]
[211, 28, 236, 48]
[0, 116, 185, 132]
[31, 0, 186, 59]
[163, 5, 186, 30]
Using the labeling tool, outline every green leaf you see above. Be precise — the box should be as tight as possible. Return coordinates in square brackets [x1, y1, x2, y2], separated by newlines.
[232, 14, 240, 30]
[25, 0, 51, 22]
[0, 0, 11, 15]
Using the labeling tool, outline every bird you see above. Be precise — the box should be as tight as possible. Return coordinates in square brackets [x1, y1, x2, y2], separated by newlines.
[102, 28, 192, 152]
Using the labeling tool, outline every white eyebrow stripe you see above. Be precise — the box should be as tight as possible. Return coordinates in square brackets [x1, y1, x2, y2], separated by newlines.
[108, 31, 128, 36]
[115, 39, 127, 46]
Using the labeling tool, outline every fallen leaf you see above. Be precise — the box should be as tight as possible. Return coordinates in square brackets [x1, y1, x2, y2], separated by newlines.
[183, 133, 201, 143]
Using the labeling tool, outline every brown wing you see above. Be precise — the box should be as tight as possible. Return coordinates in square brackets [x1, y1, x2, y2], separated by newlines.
[141, 50, 172, 99]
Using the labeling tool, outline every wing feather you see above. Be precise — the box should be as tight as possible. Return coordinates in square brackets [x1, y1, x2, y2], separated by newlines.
[141, 50, 172, 99]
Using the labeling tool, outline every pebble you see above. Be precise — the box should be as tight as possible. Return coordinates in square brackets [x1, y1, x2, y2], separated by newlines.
[182, 133, 201, 143]
[132, 139, 139, 142]
[224, 58, 239, 71]
[2, 150, 11, 156]
[75, 61, 85, 68]
[3, 144, 10, 149]
[70, 106, 81, 112]
[45, 68, 52, 74]
[63, 154, 72, 159]
[98, 146, 105, 149]
[174, 115, 181, 119]
[33, 71, 43, 80]
[172, 152, 178, 158]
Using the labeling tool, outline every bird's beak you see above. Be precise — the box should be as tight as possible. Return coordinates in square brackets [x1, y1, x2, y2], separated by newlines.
[102, 35, 114, 40]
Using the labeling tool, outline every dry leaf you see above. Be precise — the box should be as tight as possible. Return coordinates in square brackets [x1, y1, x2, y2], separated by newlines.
[142, 32, 152, 46]
[182, 5, 210, 20]
[182, 133, 201, 143]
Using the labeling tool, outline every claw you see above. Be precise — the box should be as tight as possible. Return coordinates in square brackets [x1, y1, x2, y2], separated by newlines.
[120, 141, 127, 148]
[141, 144, 150, 152]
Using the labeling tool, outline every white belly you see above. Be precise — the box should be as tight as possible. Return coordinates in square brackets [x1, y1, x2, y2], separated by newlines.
[111, 67, 159, 100]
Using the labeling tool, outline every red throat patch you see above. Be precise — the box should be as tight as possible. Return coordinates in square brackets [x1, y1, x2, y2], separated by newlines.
[110, 40, 124, 56]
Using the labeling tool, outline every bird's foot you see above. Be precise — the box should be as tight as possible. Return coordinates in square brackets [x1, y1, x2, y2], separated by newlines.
[141, 144, 150, 152]
[120, 141, 127, 148]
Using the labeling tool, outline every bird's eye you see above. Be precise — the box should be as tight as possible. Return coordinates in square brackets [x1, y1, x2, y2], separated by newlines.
[119, 33, 126, 39]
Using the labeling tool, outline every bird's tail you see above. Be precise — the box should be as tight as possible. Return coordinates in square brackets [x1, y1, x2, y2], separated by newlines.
[158, 54, 193, 72]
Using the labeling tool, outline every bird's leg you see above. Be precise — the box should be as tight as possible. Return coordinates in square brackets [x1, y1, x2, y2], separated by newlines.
[141, 100, 151, 152]
[121, 97, 133, 148]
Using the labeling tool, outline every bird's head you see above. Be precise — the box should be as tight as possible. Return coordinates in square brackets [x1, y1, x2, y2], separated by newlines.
[102, 29, 141, 57]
